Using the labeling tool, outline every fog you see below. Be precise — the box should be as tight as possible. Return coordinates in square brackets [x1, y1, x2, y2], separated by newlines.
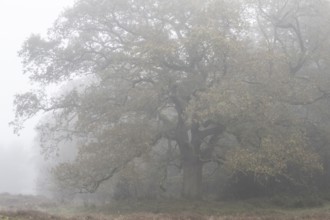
[2, 1, 330, 219]
[0, 0, 74, 195]
[0, 142, 36, 194]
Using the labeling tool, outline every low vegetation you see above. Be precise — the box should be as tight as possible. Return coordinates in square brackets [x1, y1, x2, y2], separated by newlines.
[2, 194, 330, 219]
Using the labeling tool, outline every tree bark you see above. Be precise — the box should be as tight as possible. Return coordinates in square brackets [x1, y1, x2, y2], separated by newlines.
[181, 156, 203, 199]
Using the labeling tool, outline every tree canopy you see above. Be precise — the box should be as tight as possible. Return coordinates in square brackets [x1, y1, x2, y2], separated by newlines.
[13, 0, 330, 199]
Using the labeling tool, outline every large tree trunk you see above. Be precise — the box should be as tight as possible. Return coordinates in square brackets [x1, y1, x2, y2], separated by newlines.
[173, 111, 206, 199]
[181, 156, 203, 199]
[175, 120, 224, 199]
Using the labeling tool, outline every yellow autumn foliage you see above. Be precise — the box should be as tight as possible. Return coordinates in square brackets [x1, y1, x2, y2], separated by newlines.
[226, 133, 323, 184]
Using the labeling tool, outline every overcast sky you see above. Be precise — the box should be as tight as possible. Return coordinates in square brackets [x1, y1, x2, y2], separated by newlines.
[0, 0, 75, 194]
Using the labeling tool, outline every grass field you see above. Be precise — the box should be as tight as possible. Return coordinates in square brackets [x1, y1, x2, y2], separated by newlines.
[2, 209, 330, 220]
[2, 194, 330, 219]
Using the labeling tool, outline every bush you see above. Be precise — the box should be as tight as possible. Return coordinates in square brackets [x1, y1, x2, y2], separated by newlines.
[271, 194, 324, 208]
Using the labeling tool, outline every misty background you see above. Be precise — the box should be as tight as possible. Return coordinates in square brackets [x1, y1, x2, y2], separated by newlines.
[0, 0, 74, 195]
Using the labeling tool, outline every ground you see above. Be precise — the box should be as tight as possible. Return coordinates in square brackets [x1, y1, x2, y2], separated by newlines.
[1, 194, 330, 219]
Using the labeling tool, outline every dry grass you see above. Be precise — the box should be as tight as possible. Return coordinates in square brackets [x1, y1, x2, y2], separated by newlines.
[1, 194, 330, 220]
[2, 210, 330, 220]
[0, 210, 63, 220]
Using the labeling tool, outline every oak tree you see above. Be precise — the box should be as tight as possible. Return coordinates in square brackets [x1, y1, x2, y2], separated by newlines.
[13, 0, 330, 199]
